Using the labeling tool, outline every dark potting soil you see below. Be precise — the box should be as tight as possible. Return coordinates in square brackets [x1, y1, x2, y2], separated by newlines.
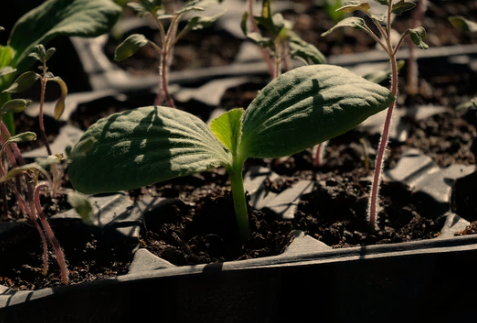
[14, 112, 63, 154]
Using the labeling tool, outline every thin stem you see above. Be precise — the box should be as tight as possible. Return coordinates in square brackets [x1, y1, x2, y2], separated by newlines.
[313, 140, 328, 167]
[369, 14, 388, 42]
[248, 0, 275, 78]
[156, 52, 174, 107]
[1, 122, 34, 209]
[39, 61, 52, 156]
[228, 164, 250, 243]
[13, 185, 49, 276]
[35, 184, 69, 284]
[393, 30, 410, 56]
[368, 53, 398, 229]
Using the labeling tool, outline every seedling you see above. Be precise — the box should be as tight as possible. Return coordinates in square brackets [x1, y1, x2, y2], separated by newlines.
[3, 44, 68, 156]
[242, 0, 326, 79]
[322, 0, 429, 229]
[69, 64, 394, 241]
[115, 0, 224, 107]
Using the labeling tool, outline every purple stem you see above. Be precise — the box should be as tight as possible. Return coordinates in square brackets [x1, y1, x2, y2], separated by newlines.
[13, 186, 49, 276]
[368, 55, 399, 229]
[34, 184, 69, 284]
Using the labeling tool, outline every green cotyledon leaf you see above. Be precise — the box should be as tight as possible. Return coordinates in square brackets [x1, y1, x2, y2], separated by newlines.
[69, 106, 231, 194]
[8, 0, 121, 72]
[239, 64, 395, 159]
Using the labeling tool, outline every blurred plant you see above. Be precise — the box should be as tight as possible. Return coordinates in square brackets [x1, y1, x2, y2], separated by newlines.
[115, 0, 224, 107]
[242, 0, 326, 79]
[406, 0, 427, 96]
[322, 0, 428, 229]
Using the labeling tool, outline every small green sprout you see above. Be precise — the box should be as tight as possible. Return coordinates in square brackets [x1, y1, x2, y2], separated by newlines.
[115, 0, 224, 107]
[69, 64, 395, 242]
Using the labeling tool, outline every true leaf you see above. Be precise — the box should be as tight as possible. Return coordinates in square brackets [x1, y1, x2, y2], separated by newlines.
[337, 2, 370, 13]
[67, 191, 93, 224]
[114, 34, 150, 62]
[183, 12, 224, 33]
[127, 2, 150, 17]
[0, 99, 31, 114]
[8, 0, 122, 72]
[391, 0, 416, 15]
[3, 132, 37, 149]
[239, 64, 395, 159]
[3, 71, 40, 94]
[288, 32, 326, 65]
[457, 98, 477, 111]
[45, 47, 56, 61]
[175, 5, 205, 16]
[321, 17, 373, 37]
[254, 0, 280, 34]
[0, 164, 40, 183]
[210, 109, 243, 155]
[409, 27, 429, 49]
[69, 107, 231, 194]
[241, 11, 249, 36]
[449, 16, 477, 32]
[139, 0, 162, 12]
[247, 33, 274, 48]
[373, 0, 388, 5]
[37, 154, 65, 170]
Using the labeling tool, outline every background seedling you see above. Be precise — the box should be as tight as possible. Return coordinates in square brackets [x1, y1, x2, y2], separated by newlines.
[69, 64, 394, 242]
[3, 44, 68, 156]
[241, 0, 326, 79]
[322, 0, 428, 229]
[115, 0, 224, 107]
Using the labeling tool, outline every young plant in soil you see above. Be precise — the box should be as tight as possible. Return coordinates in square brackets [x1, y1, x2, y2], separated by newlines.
[242, 0, 326, 79]
[322, 0, 428, 229]
[68, 64, 395, 242]
[242, 0, 328, 167]
[3, 45, 68, 156]
[114, 0, 224, 107]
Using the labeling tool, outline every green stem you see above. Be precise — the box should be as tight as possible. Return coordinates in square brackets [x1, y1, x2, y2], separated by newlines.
[228, 164, 250, 242]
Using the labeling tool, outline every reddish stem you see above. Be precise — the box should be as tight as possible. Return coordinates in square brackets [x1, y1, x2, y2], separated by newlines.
[368, 55, 399, 229]
[1, 122, 34, 208]
[34, 184, 69, 284]
[14, 186, 49, 276]
[248, 0, 275, 78]
[39, 77, 52, 156]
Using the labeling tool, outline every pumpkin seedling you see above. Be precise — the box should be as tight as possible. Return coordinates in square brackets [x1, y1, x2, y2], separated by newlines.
[69, 64, 395, 242]
[322, 0, 429, 229]
[3, 44, 68, 156]
[242, 0, 326, 79]
[115, 0, 224, 107]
